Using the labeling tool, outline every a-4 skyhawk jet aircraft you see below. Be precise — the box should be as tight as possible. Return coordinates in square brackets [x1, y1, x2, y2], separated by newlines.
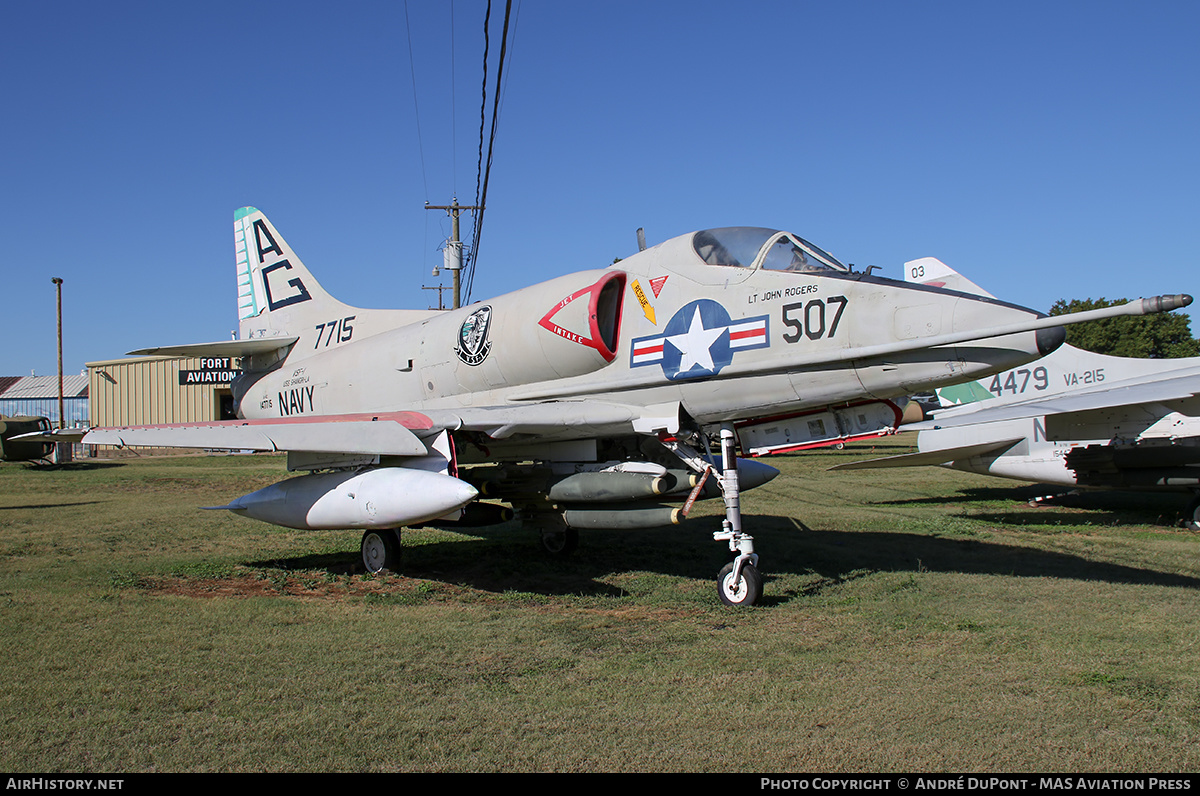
[834, 343, 1200, 528]
[64, 208, 1192, 605]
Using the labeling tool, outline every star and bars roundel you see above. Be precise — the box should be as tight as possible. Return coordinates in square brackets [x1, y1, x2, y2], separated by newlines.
[630, 300, 770, 380]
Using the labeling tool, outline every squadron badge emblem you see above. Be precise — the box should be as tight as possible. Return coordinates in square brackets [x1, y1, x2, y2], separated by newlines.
[455, 305, 494, 366]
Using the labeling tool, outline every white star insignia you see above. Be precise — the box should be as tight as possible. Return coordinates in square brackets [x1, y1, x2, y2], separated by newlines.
[666, 307, 726, 373]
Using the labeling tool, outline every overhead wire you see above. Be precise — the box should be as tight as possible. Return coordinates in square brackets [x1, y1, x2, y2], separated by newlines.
[464, 0, 515, 304]
[496, 1, 522, 132]
[402, 0, 430, 202]
[402, 0, 514, 302]
[450, 0, 458, 193]
[403, 0, 434, 280]
[469, 0, 492, 278]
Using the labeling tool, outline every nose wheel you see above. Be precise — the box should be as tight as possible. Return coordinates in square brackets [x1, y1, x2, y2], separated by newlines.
[717, 560, 762, 606]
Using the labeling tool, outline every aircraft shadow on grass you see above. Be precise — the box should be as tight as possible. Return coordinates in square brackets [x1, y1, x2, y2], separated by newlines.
[873, 484, 1192, 529]
[23, 461, 127, 472]
[0, 501, 106, 511]
[874, 483, 1185, 509]
[246, 503, 1200, 604]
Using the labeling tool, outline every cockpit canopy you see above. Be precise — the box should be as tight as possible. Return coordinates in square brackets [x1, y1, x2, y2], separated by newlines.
[692, 227, 848, 273]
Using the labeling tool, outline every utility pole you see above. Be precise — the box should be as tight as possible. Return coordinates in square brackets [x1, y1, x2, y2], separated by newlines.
[51, 276, 71, 463]
[425, 198, 483, 309]
[422, 285, 453, 310]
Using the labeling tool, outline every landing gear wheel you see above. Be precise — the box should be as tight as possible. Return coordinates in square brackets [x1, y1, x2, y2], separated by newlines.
[1185, 494, 1200, 531]
[361, 529, 401, 573]
[541, 527, 579, 556]
[717, 561, 762, 607]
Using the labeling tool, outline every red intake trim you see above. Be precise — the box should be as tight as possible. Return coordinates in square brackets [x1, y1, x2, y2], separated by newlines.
[538, 271, 626, 363]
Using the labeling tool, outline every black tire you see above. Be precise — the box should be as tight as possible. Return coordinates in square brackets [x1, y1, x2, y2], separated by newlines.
[717, 561, 762, 606]
[540, 527, 579, 556]
[1185, 494, 1200, 530]
[361, 529, 401, 573]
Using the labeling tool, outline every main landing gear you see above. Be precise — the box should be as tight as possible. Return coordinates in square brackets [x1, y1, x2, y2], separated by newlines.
[661, 423, 763, 607]
[361, 529, 402, 573]
[1184, 493, 1200, 531]
[540, 526, 579, 556]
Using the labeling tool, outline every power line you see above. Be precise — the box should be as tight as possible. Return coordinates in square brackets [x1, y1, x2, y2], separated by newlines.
[465, 0, 514, 304]
[450, 0, 458, 192]
[403, 0, 430, 200]
[471, 0, 491, 237]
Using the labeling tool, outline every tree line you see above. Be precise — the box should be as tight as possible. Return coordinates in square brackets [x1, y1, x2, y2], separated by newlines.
[1049, 298, 1199, 358]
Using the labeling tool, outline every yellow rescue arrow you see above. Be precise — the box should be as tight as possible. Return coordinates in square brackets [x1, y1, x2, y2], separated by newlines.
[631, 279, 657, 325]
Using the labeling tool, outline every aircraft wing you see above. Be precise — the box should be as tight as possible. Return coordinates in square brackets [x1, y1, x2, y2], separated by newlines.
[8, 427, 89, 444]
[829, 438, 1024, 470]
[425, 400, 665, 440]
[910, 371, 1200, 431]
[74, 400, 666, 455]
[126, 338, 299, 358]
[82, 412, 434, 455]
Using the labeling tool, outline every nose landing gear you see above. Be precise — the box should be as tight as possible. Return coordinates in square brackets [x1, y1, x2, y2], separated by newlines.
[662, 423, 763, 607]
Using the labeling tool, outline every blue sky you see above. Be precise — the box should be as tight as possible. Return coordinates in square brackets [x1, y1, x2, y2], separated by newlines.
[2, 0, 1197, 378]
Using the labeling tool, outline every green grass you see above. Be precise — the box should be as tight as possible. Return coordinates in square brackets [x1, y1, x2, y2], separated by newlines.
[2, 439, 1199, 771]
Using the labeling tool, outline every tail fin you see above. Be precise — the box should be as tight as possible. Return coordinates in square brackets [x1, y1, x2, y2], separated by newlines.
[904, 256, 995, 298]
[233, 207, 436, 354]
[234, 207, 353, 341]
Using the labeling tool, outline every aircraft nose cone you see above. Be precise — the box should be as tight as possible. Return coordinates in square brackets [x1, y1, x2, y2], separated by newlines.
[1036, 325, 1066, 356]
[1143, 294, 1193, 313]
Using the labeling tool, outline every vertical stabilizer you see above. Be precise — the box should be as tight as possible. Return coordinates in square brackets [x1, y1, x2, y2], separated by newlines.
[904, 257, 995, 298]
[234, 207, 354, 341]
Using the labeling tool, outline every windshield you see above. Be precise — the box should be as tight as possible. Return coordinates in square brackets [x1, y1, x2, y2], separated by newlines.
[759, 235, 847, 273]
[692, 228, 778, 268]
[692, 228, 848, 272]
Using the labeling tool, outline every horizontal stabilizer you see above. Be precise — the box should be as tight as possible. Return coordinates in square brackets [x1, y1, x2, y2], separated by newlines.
[10, 428, 88, 444]
[127, 338, 299, 358]
[829, 438, 1024, 471]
